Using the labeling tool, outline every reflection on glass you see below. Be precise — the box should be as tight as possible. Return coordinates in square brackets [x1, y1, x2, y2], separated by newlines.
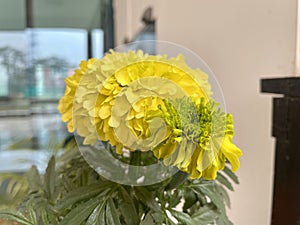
[0, 28, 90, 172]
[26, 28, 88, 99]
[0, 114, 68, 173]
[0, 31, 26, 97]
[0, 29, 88, 99]
[0, 0, 106, 174]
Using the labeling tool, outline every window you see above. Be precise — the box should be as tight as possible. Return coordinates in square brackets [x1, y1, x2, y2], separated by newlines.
[27, 28, 88, 99]
[0, 0, 109, 173]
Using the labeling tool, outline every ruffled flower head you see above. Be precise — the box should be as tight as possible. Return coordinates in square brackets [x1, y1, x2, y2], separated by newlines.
[58, 50, 242, 180]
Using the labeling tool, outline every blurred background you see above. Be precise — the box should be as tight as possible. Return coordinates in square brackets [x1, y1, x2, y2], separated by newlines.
[0, 0, 110, 174]
[0, 0, 298, 224]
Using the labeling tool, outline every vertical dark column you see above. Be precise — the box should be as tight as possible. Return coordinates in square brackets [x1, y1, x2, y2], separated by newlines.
[87, 31, 92, 59]
[101, 0, 115, 52]
[261, 77, 300, 225]
[26, 0, 33, 28]
[25, 0, 35, 98]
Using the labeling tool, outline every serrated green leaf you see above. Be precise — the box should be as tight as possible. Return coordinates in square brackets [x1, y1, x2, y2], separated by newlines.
[192, 187, 207, 206]
[223, 166, 239, 184]
[171, 210, 195, 225]
[118, 186, 139, 225]
[192, 203, 220, 225]
[59, 194, 104, 225]
[56, 182, 111, 211]
[195, 183, 226, 213]
[27, 166, 42, 192]
[106, 198, 121, 225]
[0, 210, 33, 225]
[86, 201, 106, 225]
[216, 172, 234, 191]
[135, 187, 161, 212]
[215, 184, 231, 208]
[44, 156, 56, 200]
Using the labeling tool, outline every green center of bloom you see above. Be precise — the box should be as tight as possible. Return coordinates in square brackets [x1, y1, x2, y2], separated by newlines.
[159, 97, 226, 150]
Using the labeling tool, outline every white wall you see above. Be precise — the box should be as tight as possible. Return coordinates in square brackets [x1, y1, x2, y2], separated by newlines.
[156, 1, 297, 225]
[114, 1, 297, 224]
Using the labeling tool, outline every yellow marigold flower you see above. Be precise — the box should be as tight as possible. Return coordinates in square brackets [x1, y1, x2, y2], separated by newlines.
[58, 50, 242, 180]
[58, 59, 97, 133]
[153, 97, 242, 179]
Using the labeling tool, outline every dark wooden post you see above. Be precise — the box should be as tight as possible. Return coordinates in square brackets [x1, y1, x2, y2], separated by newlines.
[26, 0, 33, 28]
[261, 77, 300, 225]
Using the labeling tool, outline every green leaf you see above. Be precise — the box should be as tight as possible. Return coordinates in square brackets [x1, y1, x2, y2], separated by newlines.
[166, 171, 189, 190]
[106, 198, 121, 225]
[192, 186, 207, 206]
[28, 205, 38, 225]
[44, 156, 56, 200]
[0, 174, 28, 209]
[151, 212, 165, 224]
[223, 166, 239, 184]
[215, 212, 234, 225]
[41, 209, 50, 225]
[41, 207, 58, 225]
[215, 184, 231, 208]
[118, 186, 139, 225]
[183, 191, 198, 212]
[134, 187, 161, 212]
[56, 182, 111, 211]
[140, 213, 155, 225]
[192, 203, 220, 225]
[168, 191, 182, 209]
[27, 166, 42, 192]
[0, 210, 33, 225]
[171, 210, 195, 225]
[216, 172, 234, 191]
[86, 201, 106, 225]
[194, 183, 226, 213]
[166, 220, 177, 225]
[48, 211, 59, 225]
[59, 194, 104, 225]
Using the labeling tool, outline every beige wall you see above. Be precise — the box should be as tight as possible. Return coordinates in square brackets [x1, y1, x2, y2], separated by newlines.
[114, 1, 297, 224]
[157, 1, 296, 225]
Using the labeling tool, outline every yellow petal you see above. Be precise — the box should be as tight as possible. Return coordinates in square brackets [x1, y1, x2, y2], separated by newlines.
[220, 136, 242, 172]
[99, 104, 111, 119]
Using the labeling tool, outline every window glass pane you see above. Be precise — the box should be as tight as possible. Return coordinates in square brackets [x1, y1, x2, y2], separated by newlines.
[27, 28, 88, 99]
[0, 31, 26, 97]
[0, 0, 105, 174]
[0, 28, 88, 172]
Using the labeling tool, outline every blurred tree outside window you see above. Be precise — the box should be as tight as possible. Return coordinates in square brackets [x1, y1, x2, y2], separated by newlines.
[0, 0, 110, 173]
